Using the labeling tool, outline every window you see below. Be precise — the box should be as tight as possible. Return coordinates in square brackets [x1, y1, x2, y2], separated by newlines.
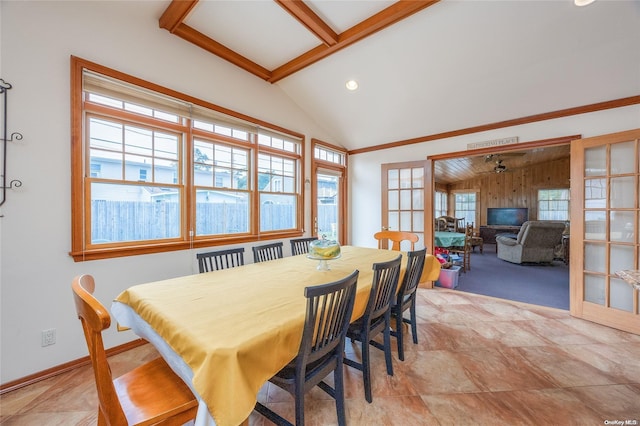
[90, 163, 101, 177]
[434, 191, 448, 218]
[71, 58, 304, 261]
[538, 188, 570, 220]
[312, 140, 347, 243]
[314, 144, 345, 166]
[453, 191, 477, 227]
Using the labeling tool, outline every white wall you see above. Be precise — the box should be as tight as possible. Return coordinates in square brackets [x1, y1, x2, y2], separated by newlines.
[349, 106, 640, 249]
[0, 1, 334, 384]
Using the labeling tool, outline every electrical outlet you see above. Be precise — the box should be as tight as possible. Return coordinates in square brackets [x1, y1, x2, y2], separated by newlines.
[41, 328, 56, 347]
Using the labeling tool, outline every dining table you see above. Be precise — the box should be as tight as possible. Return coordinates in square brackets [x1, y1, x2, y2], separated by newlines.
[111, 245, 440, 426]
[434, 231, 466, 248]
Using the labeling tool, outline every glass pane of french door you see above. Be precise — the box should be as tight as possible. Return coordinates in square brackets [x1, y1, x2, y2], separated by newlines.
[571, 129, 639, 335]
[382, 162, 426, 251]
[316, 170, 340, 241]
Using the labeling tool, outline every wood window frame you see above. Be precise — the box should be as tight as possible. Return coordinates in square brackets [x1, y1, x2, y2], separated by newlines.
[311, 139, 347, 244]
[70, 56, 305, 261]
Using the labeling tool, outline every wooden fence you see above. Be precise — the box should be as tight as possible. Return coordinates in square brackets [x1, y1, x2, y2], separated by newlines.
[91, 200, 336, 242]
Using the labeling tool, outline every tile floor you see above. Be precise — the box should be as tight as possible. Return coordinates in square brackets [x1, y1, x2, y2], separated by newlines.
[1, 288, 639, 425]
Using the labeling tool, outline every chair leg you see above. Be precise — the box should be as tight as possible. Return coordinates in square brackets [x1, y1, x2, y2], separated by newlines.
[97, 410, 107, 426]
[334, 363, 347, 426]
[409, 301, 418, 344]
[383, 315, 394, 376]
[294, 377, 305, 426]
[361, 338, 372, 403]
[395, 310, 405, 361]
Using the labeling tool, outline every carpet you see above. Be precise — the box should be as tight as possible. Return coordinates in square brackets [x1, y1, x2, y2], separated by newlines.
[452, 245, 570, 310]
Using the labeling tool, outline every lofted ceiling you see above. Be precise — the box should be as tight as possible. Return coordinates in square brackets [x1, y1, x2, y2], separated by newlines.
[157, 0, 640, 156]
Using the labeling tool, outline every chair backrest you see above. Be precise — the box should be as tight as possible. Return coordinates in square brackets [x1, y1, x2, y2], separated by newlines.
[363, 255, 402, 324]
[197, 247, 245, 273]
[435, 217, 447, 231]
[465, 223, 474, 247]
[298, 270, 359, 367]
[518, 221, 566, 248]
[290, 237, 318, 256]
[396, 249, 426, 304]
[252, 242, 284, 263]
[436, 216, 458, 232]
[374, 230, 418, 251]
[72, 275, 128, 425]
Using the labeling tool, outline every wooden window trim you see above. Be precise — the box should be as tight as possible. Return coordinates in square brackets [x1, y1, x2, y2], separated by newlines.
[70, 56, 304, 261]
[311, 139, 347, 243]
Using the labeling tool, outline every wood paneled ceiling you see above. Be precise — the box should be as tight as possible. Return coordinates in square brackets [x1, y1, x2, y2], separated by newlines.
[159, 0, 439, 83]
[434, 144, 571, 185]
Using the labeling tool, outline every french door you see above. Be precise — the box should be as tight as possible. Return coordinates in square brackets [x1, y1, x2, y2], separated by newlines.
[570, 129, 639, 334]
[381, 161, 430, 251]
[313, 167, 344, 242]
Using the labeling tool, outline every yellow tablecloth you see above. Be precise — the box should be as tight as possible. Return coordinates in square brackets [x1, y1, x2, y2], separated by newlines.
[114, 246, 416, 426]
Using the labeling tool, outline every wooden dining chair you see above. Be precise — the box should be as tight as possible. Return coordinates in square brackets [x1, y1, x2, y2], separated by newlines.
[435, 217, 448, 231]
[449, 224, 473, 272]
[374, 230, 418, 251]
[71, 274, 198, 426]
[196, 247, 245, 273]
[289, 237, 318, 256]
[252, 241, 284, 263]
[343, 255, 402, 403]
[468, 222, 484, 253]
[254, 270, 359, 426]
[436, 216, 457, 232]
[390, 248, 426, 361]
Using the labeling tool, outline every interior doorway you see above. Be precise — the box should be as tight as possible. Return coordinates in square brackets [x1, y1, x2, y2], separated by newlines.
[426, 135, 576, 308]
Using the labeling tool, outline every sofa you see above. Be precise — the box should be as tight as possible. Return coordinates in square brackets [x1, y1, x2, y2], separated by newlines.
[496, 220, 566, 264]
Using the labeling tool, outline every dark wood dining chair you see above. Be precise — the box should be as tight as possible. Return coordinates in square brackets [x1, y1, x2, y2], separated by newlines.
[196, 247, 245, 273]
[374, 230, 418, 251]
[289, 237, 318, 256]
[343, 255, 402, 403]
[390, 248, 426, 361]
[71, 274, 198, 426]
[252, 241, 284, 263]
[254, 270, 359, 426]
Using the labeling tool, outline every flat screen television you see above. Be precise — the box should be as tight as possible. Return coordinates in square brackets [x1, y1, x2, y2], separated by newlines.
[487, 208, 528, 227]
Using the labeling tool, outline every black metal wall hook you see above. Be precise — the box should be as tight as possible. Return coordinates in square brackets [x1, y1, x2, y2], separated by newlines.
[3, 179, 22, 190]
[0, 79, 12, 91]
[3, 132, 23, 142]
[1, 78, 23, 208]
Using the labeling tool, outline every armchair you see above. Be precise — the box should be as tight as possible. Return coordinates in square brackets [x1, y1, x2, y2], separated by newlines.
[496, 221, 566, 264]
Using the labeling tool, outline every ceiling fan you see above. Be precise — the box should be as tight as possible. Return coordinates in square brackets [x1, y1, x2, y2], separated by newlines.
[484, 152, 526, 162]
[479, 159, 510, 174]
[493, 159, 508, 173]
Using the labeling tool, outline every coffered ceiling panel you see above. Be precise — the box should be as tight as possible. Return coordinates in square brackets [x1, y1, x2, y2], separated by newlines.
[307, 1, 395, 32]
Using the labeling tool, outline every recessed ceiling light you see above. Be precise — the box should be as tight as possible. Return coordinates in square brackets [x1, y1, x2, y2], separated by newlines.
[345, 80, 358, 91]
[574, 0, 595, 6]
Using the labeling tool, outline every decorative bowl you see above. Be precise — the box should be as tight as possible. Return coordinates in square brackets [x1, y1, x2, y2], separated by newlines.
[308, 240, 341, 259]
[307, 240, 341, 270]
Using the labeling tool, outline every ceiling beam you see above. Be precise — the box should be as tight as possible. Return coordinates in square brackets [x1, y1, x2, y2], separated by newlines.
[269, 0, 439, 83]
[172, 23, 272, 81]
[159, 0, 199, 33]
[159, 0, 439, 83]
[349, 95, 640, 155]
[274, 0, 339, 46]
